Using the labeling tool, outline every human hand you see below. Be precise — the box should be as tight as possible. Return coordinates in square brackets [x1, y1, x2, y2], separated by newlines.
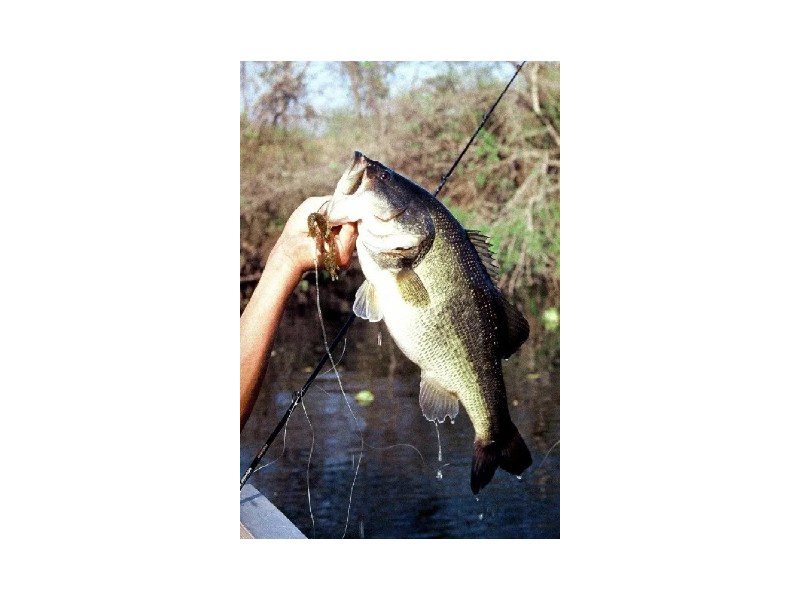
[270, 195, 358, 279]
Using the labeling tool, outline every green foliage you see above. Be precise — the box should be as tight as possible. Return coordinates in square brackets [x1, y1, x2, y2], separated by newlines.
[542, 308, 559, 331]
[241, 62, 560, 357]
[474, 130, 500, 164]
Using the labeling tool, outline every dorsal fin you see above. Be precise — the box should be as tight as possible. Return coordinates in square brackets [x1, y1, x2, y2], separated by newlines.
[466, 229, 500, 282]
[494, 293, 530, 358]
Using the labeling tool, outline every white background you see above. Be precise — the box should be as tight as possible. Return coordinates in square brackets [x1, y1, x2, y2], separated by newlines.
[1, 1, 799, 598]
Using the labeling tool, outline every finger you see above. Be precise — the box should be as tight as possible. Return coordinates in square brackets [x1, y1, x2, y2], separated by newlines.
[326, 194, 365, 225]
[286, 196, 334, 234]
[334, 222, 358, 269]
[298, 195, 333, 217]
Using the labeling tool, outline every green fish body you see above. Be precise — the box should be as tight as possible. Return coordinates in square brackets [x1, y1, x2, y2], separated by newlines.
[329, 152, 532, 493]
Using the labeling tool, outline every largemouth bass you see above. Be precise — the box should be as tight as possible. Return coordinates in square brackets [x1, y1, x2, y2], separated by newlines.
[328, 151, 532, 493]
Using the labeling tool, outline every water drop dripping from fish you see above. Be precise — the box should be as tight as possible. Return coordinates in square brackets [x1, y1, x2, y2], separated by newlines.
[434, 421, 442, 463]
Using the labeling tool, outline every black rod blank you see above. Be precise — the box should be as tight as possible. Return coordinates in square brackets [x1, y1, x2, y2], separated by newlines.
[240, 312, 356, 490]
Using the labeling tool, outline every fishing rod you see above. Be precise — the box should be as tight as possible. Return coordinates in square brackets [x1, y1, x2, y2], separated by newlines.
[240, 312, 355, 490]
[433, 61, 526, 197]
[240, 61, 527, 491]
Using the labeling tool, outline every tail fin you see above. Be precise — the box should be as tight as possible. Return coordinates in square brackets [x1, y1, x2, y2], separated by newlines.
[471, 426, 533, 494]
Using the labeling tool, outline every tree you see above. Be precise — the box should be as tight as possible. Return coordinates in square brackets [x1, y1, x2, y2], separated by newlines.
[338, 61, 397, 117]
[251, 61, 310, 128]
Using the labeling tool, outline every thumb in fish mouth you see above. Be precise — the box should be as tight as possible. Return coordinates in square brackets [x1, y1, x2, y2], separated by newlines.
[325, 192, 367, 226]
[329, 221, 358, 270]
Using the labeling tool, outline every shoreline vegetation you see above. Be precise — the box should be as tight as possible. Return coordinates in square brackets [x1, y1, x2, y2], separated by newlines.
[241, 61, 560, 368]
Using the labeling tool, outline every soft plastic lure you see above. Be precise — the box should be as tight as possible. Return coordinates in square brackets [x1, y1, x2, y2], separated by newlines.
[307, 211, 340, 280]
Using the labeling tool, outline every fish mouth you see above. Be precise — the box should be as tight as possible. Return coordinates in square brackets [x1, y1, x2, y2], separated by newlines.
[336, 150, 395, 196]
[330, 151, 406, 224]
[350, 153, 407, 220]
[335, 151, 370, 196]
[359, 231, 422, 255]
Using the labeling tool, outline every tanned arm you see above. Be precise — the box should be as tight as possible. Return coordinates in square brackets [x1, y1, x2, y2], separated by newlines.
[240, 196, 357, 430]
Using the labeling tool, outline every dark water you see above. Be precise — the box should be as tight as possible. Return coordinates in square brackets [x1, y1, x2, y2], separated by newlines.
[240, 312, 559, 539]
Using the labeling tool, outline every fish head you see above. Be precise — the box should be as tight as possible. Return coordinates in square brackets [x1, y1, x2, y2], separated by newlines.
[328, 151, 435, 272]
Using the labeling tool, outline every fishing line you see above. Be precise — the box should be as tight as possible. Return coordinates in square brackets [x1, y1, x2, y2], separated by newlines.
[317, 337, 347, 376]
[299, 399, 316, 538]
[534, 439, 560, 471]
[239, 312, 355, 491]
[252, 420, 290, 475]
[314, 380, 426, 538]
[365, 442, 426, 464]
[314, 384, 427, 465]
[240, 61, 527, 498]
[311, 252, 365, 539]
[342, 437, 364, 538]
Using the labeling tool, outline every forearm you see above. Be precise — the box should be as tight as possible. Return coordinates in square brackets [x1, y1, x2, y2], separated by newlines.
[240, 243, 302, 430]
[239, 195, 356, 430]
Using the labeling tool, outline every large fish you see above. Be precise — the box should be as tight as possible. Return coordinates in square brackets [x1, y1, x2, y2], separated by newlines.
[328, 151, 532, 493]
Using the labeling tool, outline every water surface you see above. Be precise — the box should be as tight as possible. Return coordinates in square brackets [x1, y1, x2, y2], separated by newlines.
[240, 312, 559, 538]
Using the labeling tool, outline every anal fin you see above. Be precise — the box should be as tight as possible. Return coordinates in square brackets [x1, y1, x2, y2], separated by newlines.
[419, 374, 459, 424]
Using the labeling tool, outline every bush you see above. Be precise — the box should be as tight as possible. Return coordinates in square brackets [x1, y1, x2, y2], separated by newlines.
[241, 62, 559, 356]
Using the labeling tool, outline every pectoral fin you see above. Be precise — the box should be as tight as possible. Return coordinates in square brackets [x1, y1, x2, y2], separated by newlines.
[396, 268, 429, 307]
[353, 280, 383, 322]
[419, 374, 459, 424]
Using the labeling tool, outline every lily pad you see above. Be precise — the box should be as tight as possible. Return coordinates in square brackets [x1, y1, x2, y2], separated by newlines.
[542, 307, 559, 331]
[355, 390, 375, 407]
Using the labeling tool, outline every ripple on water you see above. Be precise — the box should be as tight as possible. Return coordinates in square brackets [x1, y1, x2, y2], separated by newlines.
[241, 321, 559, 539]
